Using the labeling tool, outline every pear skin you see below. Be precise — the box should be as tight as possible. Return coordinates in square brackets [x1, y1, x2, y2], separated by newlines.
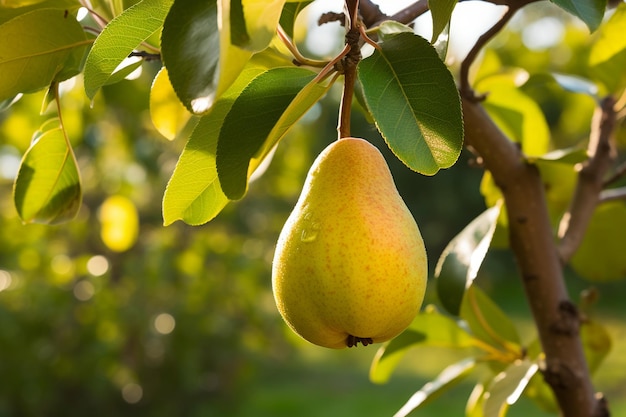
[272, 137, 427, 349]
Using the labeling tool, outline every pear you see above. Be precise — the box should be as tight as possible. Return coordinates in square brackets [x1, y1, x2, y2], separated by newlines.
[272, 137, 427, 349]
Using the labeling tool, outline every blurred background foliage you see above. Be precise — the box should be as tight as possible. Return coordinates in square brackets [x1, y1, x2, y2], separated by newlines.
[1, 1, 626, 416]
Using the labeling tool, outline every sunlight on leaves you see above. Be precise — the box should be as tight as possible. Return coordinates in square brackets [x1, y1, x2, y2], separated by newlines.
[0, 8, 89, 101]
[589, 3, 626, 93]
[570, 202, 626, 282]
[435, 205, 501, 316]
[358, 32, 463, 175]
[161, 0, 220, 113]
[581, 319, 612, 374]
[215, 67, 316, 200]
[460, 285, 522, 352]
[150, 67, 191, 140]
[278, 1, 313, 39]
[393, 358, 476, 417]
[483, 359, 539, 417]
[163, 59, 278, 225]
[84, 0, 173, 100]
[549, 0, 605, 33]
[370, 306, 475, 384]
[238, 0, 286, 52]
[13, 125, 81, 224]
[476, 81, 550, 157]
[429, 0, 456, 44]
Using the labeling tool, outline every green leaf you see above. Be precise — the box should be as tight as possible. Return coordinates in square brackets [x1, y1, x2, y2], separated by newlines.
[460, 285, 521, 350]
[163, 51, 297, 225]
[589, 3, 626, 93]
[528, 146, 588, 165]
[435, 205, 501, 316]
[279, 1, 312, 39]
[150, 67, 192, 140]
[162, 0, 252, 114]
[230, 0, 249, 47]
[215, 67, 316, 200]
[162, 65, 267, 226]
[162, 0, 219, 113]
[580, 319, 612, 374]
[370, 307, 476, 384]
[101, 58, 144, 86]
[237, 0, 286, 52]
[394, 358, 476, 417]
[466, 383, 489, 417]
[429, 0, 456, 44]
[83, 0, 173, 100]
[483, 359, 540, 417]
[0, 8, 89, 101]
[549, 0, 605, 33]
[476, 83, 550, 157]
[570, 202, 626, 282]
[375, 20, 413, 41]
[261, 70, 335, 158]
[0, 0, 80, 25]
[432, 22, 450, 61]
[13, 125, 81, 224]
[534, 159, 579, 226]
[358, 32, 463, 175]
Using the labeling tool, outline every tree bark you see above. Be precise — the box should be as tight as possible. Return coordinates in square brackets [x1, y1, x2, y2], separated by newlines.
[461, 97, 609, 417]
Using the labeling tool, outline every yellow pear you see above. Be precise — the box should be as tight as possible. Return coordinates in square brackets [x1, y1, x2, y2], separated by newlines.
[272, 137, 427, 349]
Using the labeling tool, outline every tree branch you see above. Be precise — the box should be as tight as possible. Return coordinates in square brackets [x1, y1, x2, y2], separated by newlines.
[558, 96, 618, 263]
[462, 97, 607, 417]
[388, 0, 429, 25]
[460, 5, 520, 100]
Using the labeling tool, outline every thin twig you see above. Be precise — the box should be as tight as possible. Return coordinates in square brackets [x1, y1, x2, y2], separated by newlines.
[358, 0, 389, 27]
[276, 25, 328, 68]
[459, 5, 520, 100]
[312, 44, 350, 84]
[558, 96, 617, 263]
[129, 51, 161, 61]
[78, 1, 109, 30]
[388, 0, 429, 25]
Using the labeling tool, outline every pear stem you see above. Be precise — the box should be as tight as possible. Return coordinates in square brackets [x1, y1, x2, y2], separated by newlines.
[338, 0, 362, 139]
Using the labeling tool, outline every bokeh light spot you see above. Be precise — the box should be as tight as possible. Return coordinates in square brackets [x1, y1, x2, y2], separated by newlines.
[0, 270, 12, 292]
[121, 383, 143, 404]
[73, 280, 95, 301]
[153, 313, 176, 335]
[87, 255, 109, 276]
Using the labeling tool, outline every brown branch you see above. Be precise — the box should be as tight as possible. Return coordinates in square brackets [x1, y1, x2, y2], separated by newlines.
[389, 0, 429, 25]
[460, 5, 520, 100]
[558, 96, 617, 263]
[462, 97, 607, 417]
[359, 0, 428, 28]
[358, 0, 388, 27]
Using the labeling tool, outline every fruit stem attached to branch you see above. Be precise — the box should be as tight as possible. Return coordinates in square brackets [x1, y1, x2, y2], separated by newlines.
[338, 0, 363, 139]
